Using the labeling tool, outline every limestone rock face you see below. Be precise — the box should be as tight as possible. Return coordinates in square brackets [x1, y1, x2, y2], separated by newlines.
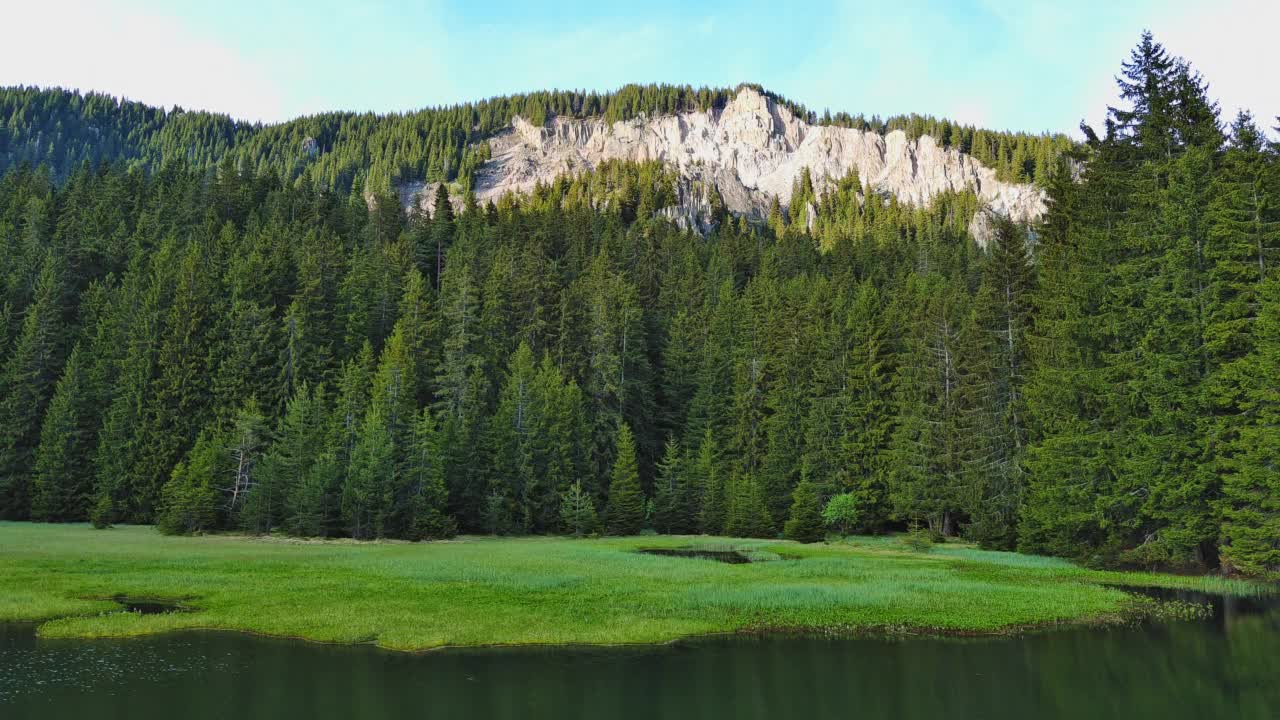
[410, 87, 1046, 243]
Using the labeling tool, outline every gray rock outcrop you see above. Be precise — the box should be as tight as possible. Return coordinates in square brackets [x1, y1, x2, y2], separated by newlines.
[406, 87, 1046, 243]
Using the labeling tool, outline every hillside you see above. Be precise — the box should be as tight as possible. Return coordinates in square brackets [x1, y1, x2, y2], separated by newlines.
[0, 84, 1070, 224]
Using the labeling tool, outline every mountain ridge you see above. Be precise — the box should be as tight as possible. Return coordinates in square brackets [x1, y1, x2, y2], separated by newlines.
[403, 86, 1048, 241]
[0, 83, 1072, 208]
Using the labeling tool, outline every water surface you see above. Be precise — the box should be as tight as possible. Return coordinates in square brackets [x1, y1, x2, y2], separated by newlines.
[2, 590, 1276, 719]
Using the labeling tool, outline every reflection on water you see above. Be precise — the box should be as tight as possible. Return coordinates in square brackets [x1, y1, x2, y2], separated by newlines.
[2, 592, 1277, 720]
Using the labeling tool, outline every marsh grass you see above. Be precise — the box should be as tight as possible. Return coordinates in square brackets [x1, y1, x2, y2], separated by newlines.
[0, 523, 1261, 651]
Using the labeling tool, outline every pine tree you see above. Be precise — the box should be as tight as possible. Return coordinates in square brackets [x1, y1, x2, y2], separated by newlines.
[156, 431, 222, 535]
[30, 344, 94, 521]
[559, 480, 597, 537]
[221, 398, 270, 525]
[694, 430, 725, 535]
[256, 384, 327, 534]
[343, 405, 393, 539]
[724, 472, 773, 539]
[651, 438, 697, 534]
[604, 422, 645, 535]
[1218, 278, 1280, 577]
[0, 253, 65, 519]
[521, 357, 588, 532]
[286, 451, 340, 538]
[783, 471, 824, 543]
[488, 341, 537, 530]
[133, 241, 215, 520]
[967, 214, 1034, 548]
[375, 406, 454, 540]
[887, 279, 977, 537]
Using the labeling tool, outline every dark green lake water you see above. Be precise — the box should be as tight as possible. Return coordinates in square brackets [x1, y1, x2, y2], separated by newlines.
[2, 591, 1277, 720]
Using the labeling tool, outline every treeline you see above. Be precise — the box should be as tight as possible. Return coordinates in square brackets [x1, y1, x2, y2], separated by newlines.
[1, 82, 1070, 198]
[0, 141, 1018, 545]
[0, 35, 1277, 578]
[1020, 35, 1280, 575]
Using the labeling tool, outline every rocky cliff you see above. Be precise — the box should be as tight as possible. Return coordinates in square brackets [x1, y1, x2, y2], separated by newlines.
[405, 87, 1045, 242]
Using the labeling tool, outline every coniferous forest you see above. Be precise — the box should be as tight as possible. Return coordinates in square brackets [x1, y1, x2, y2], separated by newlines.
[0, 34, 1277, 580]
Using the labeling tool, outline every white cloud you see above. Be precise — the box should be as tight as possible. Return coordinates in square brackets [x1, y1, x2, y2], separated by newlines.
[0, 0, 285, 121]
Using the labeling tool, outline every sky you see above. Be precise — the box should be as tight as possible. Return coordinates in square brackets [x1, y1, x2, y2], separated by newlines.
[3, 0, 1275, 136]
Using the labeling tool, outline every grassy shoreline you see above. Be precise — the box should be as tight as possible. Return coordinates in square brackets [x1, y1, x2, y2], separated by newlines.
[0, 523, 1262, 652]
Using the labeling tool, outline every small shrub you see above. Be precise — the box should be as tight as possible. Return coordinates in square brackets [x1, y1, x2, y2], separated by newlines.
[900, 526, 934, 553]
[559, 481, 598, 538]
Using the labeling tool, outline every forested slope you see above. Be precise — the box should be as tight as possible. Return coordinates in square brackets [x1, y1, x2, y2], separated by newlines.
[0, 35, 1276, 577]
[0, 83, 1071, 195]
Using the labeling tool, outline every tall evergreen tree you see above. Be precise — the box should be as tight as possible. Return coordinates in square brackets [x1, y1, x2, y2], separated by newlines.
[604, 422, 645, 535]
[133, 241, 215, 519]
[31, 343, 94, 521]
[343, 404, 394, 539]
[1218, 279, 1280, 577]
[254, 383, 327, 534]
[651, 438, 698, 534]
[0, 253, 65, 518]
[783, 470, 825, 543]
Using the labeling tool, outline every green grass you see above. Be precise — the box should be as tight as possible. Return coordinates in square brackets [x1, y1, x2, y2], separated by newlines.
[0, 522, 1262, 651]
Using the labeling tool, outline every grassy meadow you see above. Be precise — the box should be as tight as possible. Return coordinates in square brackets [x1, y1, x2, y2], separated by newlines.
[0, 522, 1260, 651]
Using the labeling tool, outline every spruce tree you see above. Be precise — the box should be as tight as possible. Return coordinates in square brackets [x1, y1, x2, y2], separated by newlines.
[221, 398, 270, 526]
[286, 451, 340, 538]
[31, 344, 94, 521]
[156, 431, 222, 535]
[0, 253, 65, 518]
[256, 383, 326, 534]
[559, 480, 598, 537]
[967, 214, 1034, 548]
[1218, 279, 1280, 577]
[399, 409, 454, 539]
[604, 422, 645, 535]
[836, 283, 895, 529]
[489, 342, 537, 529]
[133, 242, 215, 520]
[887, 279, 977, 537]
[521, 357, 588, 532]
[651, 438, 697, 534]
[90, 261, 163, 527]
[694, 430, 725, 535]
[343, 405, 393, 539]
[724, 472, 773, 539]
[783, 471, 824, 543]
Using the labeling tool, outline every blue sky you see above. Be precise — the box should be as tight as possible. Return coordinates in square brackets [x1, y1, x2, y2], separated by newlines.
[3, 0, 1275, 135]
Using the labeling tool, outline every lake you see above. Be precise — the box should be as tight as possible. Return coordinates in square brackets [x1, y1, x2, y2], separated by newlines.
[2, 590, 1277, 719]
